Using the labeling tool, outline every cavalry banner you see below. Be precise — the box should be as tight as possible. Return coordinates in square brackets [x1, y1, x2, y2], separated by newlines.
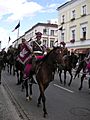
[17, 43, 32, 64]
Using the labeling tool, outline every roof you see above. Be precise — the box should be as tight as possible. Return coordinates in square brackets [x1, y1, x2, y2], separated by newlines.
[57, 0, 78, 11]
[25, 23, 58, 34]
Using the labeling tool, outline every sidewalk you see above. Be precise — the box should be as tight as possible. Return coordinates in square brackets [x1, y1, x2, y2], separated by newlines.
[0, 84, 22, 120]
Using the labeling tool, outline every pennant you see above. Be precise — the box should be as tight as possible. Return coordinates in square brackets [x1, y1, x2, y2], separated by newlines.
[8, 36, 11, 43]
[12, 21, 20, 32]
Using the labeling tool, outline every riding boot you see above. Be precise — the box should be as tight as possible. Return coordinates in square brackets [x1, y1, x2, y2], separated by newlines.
[30, 77, 37, 84]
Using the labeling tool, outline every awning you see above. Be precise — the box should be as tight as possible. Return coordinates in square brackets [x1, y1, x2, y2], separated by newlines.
[74, 48, 90, 54]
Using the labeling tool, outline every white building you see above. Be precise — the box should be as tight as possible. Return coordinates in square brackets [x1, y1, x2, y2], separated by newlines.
[57, 0, 90, 53]
[13, 22, 58, 49]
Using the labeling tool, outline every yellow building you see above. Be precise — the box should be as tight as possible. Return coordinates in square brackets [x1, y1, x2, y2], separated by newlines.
[57, 0, 90, 53]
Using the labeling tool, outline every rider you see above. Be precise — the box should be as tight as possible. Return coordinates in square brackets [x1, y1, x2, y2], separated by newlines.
[84, 55, 90, 73]
[19, 38, 37, 84]
[17, 38, 32, 65]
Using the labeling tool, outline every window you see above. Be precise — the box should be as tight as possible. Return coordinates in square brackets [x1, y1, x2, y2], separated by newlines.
[43, 39, 47, 47]
[50, 30, 54, 36]
[35, 30, 37, 33]
[43, 29, 47, 35]
[72, 30, 75, 40]
[82, 27, 86, 39]
[50, 40, 54, 48]
[81, 5, 86, 16]
[61, 32, 64, 41]
[43, 28, 49, 35]
[71, 10, 75, 20]
[61, 15, 65, 24]
[72, 10, 75, 18]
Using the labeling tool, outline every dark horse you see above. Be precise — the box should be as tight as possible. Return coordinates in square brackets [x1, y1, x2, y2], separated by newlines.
[74, 59, 90, 90]
[58, 52, 78, 86]
[23, 46, 63, 117]
[0, 53, 4, 84]
[6, 47, 15, 75]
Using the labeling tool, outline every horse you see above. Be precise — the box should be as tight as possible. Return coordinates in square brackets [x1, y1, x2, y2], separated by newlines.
[12, 47, 25, 85]
[74, 59, 90, 90]
[23, 46, 63, 117]
[58, 52, 78, 86]
[6, 47, 15, 75]
[0, 52, 4, 84]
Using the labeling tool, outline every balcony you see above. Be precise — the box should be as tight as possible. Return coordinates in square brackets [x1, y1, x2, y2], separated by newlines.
[70, 39, 75, 43]
[80, 37, 86, 41]
[70, 17, 75, 21]
[81, 13, 86, 17]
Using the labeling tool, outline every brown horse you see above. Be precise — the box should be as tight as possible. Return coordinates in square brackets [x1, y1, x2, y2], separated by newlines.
[74, 59, 90, 90]
[23, 46, 63, 117]
[58, 50, 78, 86]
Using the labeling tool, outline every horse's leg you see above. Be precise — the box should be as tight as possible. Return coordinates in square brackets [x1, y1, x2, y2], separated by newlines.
[88, 78, 90, 89]
[64, 70, 67, 85]
[37, 93, 42, 107]
[24, 80, 29, 101]
[0, 70, 1, 84]
[7, 64, 9, 73]
[74, 69, 81, 79]
[68, 70, 73, 86]
[13, 65, 15, 76]
[16, 70, 20, 85]
[59, 70, 63, 84]
[38, 84, 48, 117]
[20, 71, 23, 84]
[29, 83, 33, 100]
[79, 74, 86, 90]
[10, 64, 12, 75]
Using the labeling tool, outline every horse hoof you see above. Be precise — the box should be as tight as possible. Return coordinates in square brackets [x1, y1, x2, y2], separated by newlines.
[29, 96, 32, 100]
[26, 97, 29, 101]
[79, 87, 82, 91]
[68, 83, 71, 86]
[60, 81, 62, 84]
[88, 88, 90, 94]
[37, 103, 41, 107]
[43, 112, 48, 118]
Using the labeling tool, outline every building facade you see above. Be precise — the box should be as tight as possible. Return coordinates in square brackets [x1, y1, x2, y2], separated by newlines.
[13, 22, 58, 49]
[57, 0, 90, 52]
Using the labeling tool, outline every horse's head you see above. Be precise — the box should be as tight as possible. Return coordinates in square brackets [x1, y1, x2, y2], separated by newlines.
[71, 54, 78, 68]
[51, 46, 63, 65]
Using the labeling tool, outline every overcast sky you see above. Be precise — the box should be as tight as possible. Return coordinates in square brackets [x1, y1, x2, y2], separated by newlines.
[0, 0, 68, 50]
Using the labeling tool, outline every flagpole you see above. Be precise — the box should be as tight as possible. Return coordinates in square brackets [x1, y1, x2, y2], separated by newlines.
[16, 27, 20, 47]
[17, 27, 19, 39]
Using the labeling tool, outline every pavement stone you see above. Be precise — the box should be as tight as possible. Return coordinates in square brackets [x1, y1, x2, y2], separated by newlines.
[0, 84, 22, 120]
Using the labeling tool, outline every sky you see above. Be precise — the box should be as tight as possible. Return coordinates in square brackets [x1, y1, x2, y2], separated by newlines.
[0, 0, 68, 50]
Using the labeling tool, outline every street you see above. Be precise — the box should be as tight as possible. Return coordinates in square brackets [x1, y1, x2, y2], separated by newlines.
[1, 69, 90, 120]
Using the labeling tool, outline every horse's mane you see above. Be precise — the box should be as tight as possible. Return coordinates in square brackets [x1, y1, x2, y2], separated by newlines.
[41, 46, 61, 63]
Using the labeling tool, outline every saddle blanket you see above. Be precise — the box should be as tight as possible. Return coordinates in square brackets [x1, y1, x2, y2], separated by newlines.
[87, 63, 90, 72]
[23, 55, 44, 80]
[36, 55, 44, 59]
[23, 64, 32, 80]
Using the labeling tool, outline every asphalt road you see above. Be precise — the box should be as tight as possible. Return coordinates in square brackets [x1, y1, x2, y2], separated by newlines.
[1, 69, 90, 120]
